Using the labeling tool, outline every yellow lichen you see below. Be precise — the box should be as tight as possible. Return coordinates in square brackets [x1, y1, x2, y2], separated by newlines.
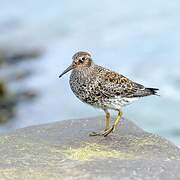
[0, 168, 64, 180]
[132, 137, 162, 146]
[61, 143, 133, 161]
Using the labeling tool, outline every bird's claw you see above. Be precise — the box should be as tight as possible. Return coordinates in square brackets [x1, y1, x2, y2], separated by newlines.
[89, 131, 104, 136]
[103, 125, 115, 137]
[89, 125, 115, 137]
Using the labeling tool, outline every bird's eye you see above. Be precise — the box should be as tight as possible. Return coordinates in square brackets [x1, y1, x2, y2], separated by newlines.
[79, 57, 85, 63]
[79, 59, 83, 63]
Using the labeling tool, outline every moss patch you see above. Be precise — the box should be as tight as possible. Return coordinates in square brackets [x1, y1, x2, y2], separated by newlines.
[0, 168, 64, 180]
[61, 143, 134, 161]
[131, 136, 163, 147]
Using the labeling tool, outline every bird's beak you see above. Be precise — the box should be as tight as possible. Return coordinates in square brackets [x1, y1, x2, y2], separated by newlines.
[59, 64, 74, 78]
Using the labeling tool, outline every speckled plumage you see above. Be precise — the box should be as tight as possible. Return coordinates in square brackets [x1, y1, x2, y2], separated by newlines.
[59, 51, 159, 137]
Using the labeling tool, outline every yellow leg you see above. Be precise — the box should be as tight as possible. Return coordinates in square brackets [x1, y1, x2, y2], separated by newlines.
[89, 110, 111, 136]
[113, 111, 123, 130]
[105, 111, 110, 131]
[103, 111, 123, 137]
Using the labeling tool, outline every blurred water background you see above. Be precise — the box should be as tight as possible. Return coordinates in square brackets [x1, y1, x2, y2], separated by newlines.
[0, 0, 180, 145]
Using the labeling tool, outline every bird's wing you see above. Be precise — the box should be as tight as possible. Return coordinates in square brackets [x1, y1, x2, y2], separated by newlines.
[94, 66, 154, 98]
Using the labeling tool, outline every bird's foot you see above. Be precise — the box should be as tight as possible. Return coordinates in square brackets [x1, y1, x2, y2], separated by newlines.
[89, 131, 104, 136]
[89, 127, 115, 137]
[103, 125, 115, 137]
[89, 128, 110, 136]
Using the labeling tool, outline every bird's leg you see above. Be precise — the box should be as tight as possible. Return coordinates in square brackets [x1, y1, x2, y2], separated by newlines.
[104, 110, 110, 131]
[103, 111, 123, 137]
[113, 111, 123, 130]
[89, 110, 111, 136]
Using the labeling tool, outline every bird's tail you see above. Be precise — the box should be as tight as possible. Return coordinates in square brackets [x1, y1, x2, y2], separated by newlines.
[145, 88, 159, 96]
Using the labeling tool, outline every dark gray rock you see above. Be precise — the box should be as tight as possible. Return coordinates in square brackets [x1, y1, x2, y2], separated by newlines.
[0, 117, 180, 180]
[0, 47, 42, 65]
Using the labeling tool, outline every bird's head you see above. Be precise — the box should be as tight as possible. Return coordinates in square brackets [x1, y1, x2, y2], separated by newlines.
[59, 51, 92, 78]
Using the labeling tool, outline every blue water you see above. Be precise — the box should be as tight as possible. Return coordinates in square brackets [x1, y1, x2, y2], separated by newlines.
[0, 0, 180, 145]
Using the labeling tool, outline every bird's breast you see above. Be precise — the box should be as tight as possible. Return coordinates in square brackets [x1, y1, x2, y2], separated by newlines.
[69, 70, 98, 105]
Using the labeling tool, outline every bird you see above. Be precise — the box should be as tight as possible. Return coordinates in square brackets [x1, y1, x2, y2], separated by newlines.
[59, 51, 159, 137]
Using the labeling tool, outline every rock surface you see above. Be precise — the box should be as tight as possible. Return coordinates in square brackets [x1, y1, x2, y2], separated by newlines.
[0, 117, 180, 180]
